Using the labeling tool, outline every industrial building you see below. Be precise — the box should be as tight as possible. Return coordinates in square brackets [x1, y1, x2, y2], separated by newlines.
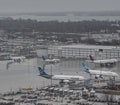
[48, 44, 120, 59]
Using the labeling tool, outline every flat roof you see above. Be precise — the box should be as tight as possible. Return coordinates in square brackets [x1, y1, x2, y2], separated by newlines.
[58, 44, 120, 50]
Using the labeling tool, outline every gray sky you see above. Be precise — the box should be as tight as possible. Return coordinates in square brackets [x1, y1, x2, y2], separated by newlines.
[0, 0, 120, 13]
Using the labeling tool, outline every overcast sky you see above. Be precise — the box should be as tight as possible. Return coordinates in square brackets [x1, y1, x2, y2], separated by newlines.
[0, 0, 120, 13]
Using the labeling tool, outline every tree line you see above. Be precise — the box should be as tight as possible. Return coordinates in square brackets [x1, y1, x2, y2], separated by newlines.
[0, 18, 120, 33]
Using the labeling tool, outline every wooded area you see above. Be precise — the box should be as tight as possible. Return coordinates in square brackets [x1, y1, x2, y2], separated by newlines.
[0, 18, 119, 33]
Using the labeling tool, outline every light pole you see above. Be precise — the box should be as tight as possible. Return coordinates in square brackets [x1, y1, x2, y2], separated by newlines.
[99, 49, 103, 84]
[51, 64, 53, 86]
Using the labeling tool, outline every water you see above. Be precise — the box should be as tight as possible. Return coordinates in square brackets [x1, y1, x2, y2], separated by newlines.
[1, 15, 120, 21]
[0, 58, 119, 93]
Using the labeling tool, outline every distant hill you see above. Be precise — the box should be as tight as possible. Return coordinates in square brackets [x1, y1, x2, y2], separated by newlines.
[0, 11, 120, 17]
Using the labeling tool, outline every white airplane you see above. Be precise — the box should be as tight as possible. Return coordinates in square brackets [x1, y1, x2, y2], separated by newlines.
[38, 67, 85, 84]
[10, 56, 26, 63]
[42, 56, 60, 64]
[81, 63, 119, 79]
[87, 55, 118, 67]
[6, 56, 26, 69]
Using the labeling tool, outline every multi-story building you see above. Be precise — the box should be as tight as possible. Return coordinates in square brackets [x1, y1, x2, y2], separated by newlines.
[48, 44, 120, 59]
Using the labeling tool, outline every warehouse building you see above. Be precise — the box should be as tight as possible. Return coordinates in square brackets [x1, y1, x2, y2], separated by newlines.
[48, 44, 120, 59]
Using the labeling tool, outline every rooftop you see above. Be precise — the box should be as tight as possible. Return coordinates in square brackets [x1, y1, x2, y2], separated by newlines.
[58, 44, 120, 50]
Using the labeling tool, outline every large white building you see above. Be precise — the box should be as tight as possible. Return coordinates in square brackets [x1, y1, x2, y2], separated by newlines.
[48, 44, 120, 59]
